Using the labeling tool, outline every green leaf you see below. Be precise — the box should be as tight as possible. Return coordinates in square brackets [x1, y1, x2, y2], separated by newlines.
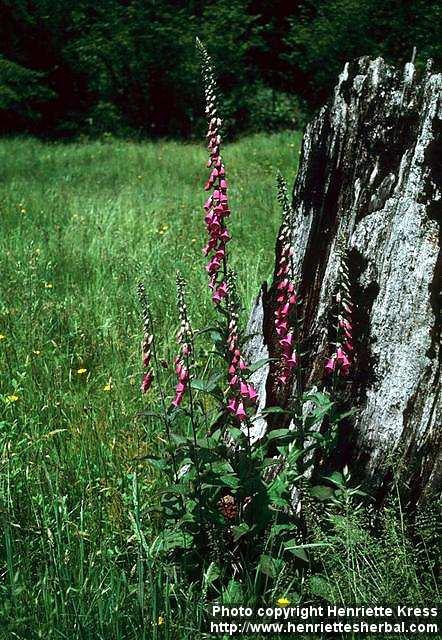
[326, 471, 344, 487]
[210, 330, 224, 345]
[310, 485, 334, 501]
[247, 358, 274, 374]
[267, 428, 295, 445]
[222, 579, 243, 604]
[220, 475, 240, 488]
[258, 554, 284, 578]
[155, 530, 193, 552]
[190, 377, 220, 393]
[261, 406, 292, 415]
[284, 541, 308, 561]
[142, 456, 168, 471]
[203, 563, 221, 586]
[232, 522, 250, 542]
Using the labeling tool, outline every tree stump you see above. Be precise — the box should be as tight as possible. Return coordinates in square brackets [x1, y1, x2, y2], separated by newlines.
[247, 56, 441, 505]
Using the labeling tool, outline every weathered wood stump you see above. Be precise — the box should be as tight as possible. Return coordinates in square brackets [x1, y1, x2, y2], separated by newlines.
[247, 56, 441, 505]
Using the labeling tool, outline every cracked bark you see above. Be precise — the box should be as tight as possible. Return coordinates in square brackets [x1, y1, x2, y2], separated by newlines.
[247, 57, 441, 505]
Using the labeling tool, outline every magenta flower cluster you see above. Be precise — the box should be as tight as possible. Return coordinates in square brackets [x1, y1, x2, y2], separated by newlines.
[225, 297, 258, 421]
[200, 47, 231, 306]
[274, 178, 298, 387]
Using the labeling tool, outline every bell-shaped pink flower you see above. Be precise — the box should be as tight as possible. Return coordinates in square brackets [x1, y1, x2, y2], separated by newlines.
[235, 402, 247, 421]
[246, 383, 258, 403]
[325, 357, 336, 374]
[227, 397, 238, 414]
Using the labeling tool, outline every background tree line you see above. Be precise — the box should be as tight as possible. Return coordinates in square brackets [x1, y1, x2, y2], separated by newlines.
[0, 0, 440, 138]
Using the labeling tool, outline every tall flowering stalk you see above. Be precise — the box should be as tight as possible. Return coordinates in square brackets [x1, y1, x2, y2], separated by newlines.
[196, 38, 231, 306]
[138, 282, 181, 483]
[274, 175, 298, 387]
[225, 271, 258, 422]
[197, 39, 257, 422]
[325, 248, 353, 378]
[138, 282, 154, 394]
[173, 273, 193, 407]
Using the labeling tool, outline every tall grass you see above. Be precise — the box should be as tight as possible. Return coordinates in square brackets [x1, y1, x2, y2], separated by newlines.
[0, 133, 300, 638]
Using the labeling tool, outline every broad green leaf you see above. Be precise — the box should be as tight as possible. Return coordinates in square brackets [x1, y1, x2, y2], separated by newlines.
[310, 485, 334, 501]
[232, 522, 250, 542]
[284, 541, 308, 561]
[258, 554, 284, 578]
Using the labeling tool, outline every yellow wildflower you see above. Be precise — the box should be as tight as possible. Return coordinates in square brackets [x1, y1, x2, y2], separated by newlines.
[44, 282, 53, 289]
[157, 616, 165, 626]
[103, 382, 112, 392]
[6, 395, 19, 403]
[276, 597, 290, 607]
[0, 334, 5, 341]
[77, 368, 87, 375]
[33, 350, 41, 355]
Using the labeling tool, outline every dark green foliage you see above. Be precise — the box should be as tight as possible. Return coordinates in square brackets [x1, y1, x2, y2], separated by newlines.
[283, 0, 442, 107]
[0, 0, 439, 137]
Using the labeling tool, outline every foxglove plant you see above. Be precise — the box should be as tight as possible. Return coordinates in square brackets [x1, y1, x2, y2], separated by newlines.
[138, 282, 154, 394]
[197, 38, 257, 423]
[172, 272, 193, 407]
[274, 174, 298, 387]
[196, 38, 231, 306]
[325, 248, 353, 378]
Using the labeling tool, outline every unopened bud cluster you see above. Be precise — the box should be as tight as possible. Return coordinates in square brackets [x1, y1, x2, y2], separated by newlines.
[173, 273, 192, 407]
[325, 251, 353, 377]
[138, 282, 154, 393]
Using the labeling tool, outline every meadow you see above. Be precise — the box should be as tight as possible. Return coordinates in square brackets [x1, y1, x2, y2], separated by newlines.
[0, 133, 438, 639]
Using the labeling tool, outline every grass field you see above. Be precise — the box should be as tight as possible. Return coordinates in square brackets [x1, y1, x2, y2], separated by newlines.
[0, 132, 438, 640]
[0, 132, 301, 637]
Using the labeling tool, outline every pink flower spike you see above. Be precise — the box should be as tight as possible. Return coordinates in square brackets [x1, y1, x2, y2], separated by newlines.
[227, 398, 238, 414]
[325, 357, 336, 374]
[229, 375, 239, 388]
